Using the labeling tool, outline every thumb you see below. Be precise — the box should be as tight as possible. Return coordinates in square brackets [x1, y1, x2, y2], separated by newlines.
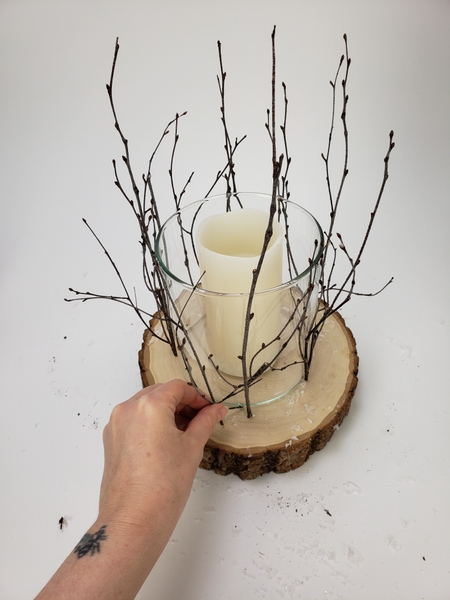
[185, 403, 228, 447]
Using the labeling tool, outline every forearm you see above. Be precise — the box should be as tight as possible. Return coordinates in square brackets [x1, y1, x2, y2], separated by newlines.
[34, 383, 226, 599]
[34, 510, 179, 600]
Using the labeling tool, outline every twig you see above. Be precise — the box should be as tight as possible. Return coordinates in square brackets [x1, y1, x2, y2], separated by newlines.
[241, 26, 284, 417]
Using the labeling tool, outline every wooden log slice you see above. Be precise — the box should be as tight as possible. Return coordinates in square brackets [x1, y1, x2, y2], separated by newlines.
[139, 310, 358, 480]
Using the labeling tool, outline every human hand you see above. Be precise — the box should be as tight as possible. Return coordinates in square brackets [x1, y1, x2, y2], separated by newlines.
[98, 379, 227, 531]
[34, 380, 227, 600]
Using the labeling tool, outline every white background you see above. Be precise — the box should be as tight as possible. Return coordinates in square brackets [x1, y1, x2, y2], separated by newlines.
[1, 1, 450, 598]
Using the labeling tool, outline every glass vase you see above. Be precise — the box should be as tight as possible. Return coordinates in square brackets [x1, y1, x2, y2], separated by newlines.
[155, 192, 323, 407]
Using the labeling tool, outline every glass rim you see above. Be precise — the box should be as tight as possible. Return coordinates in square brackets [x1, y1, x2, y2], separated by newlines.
[155, 192, 324, 296]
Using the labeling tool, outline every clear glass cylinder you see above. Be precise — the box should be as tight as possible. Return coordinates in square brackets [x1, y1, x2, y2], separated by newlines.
[155, 192, 323, 407]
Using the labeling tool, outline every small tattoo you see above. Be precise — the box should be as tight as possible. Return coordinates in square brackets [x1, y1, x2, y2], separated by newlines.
[58, 517, 67, 530]
[74, 525, 108, 558]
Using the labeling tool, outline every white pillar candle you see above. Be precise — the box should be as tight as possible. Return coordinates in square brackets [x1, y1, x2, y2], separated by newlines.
[196, 208, 283, 377]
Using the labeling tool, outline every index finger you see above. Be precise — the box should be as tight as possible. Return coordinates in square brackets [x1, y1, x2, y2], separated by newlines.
[152, 379, 212, 413]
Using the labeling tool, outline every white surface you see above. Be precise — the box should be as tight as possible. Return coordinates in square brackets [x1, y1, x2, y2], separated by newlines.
[1, 1, 449, 598]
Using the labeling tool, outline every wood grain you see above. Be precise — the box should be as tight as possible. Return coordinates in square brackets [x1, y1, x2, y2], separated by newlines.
[139, 310, 358, 480]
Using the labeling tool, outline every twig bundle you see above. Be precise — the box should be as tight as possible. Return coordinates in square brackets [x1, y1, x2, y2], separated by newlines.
[67, 29, 394, 418]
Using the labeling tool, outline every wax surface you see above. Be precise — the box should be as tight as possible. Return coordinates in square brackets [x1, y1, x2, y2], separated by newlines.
[196, 208, 282, 376]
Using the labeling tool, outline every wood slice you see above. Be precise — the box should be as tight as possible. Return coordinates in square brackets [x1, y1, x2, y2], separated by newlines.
[139, 310, 358, 480]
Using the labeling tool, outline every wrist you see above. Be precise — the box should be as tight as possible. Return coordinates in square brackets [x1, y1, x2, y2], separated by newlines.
[98, 476, 186, 531]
